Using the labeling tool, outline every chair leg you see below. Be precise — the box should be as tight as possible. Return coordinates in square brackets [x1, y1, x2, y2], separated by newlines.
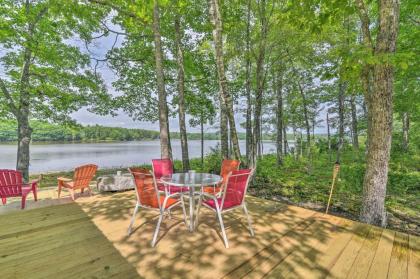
[87, 186, 93, 197]
[180, 194, 188, 226]
[215, 205, 229, 248]
[33, 188, 38, 201]
[69, 189, 75, 201]
[194, 195, 202, 230]
[151, 197, 169, 247]
[21, 194, 27, 209]
[2, 197, 6, 205]
[127, 203, 140, 236]
[57, 184, 62, 198]
[243, 203, 255, 237]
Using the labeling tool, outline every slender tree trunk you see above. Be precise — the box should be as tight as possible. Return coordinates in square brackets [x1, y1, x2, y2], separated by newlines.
[327, 112, 332, 162]
[297, 82, 311, 151]
[253, 0, 268, 161]
[219, 95, 229, 159]
[245, 0, 254, 167]
[283, 125, 288, 155]
[174, 15, 189, 171]
[292, 126, 297, 159]
[201, 114, 204, 167]
[402, 112, 409, 152]
[276, 73, 283, 165]
[350, 94, 359, 151]
[336, 81, 345, 163]
[357, 0, 400, 226]
[153, 0, 172, 160]
[208, 0, 241, 160]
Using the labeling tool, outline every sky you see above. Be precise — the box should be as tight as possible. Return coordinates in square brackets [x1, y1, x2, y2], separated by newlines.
[71, 22, 329, 134]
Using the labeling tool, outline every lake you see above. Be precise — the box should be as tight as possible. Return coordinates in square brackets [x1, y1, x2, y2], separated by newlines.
[0, 140, 278, 173]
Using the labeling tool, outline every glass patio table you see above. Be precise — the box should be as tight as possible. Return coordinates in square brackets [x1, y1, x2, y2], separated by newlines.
[160, 172, 222, 232]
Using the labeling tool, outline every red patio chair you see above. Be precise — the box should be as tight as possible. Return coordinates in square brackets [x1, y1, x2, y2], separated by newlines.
[127, 168, 187, 247]
[203, 159, 240, 195]
[196, 169, 255, 248]
[151, 159, 188, 193]
[0, 169, 39, 209]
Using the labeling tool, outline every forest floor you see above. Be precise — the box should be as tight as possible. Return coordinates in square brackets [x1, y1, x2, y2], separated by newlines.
[29, 148, 419, 236]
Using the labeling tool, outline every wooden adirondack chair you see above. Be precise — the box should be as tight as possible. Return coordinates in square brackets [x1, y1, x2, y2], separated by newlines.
[57, 164, 98, 201]
[0, 169, 40, 209]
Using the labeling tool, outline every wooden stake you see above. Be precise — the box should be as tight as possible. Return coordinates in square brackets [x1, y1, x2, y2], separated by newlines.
[326, 162, 340, 214]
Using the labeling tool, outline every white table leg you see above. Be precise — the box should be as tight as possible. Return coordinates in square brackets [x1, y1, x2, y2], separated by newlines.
[189, 187, 195, 232]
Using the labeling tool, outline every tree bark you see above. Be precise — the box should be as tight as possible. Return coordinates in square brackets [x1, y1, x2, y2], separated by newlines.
[275, 72, 283, 165]
[201, 114, 204, 166]
[219, 94, 229, 159]
[336, 81, 345, 163]
[350, 93, 359, 151]
[174, 15, 189, 171]
[402, 112, 409, 152]
[153, 0, 172, 160]
[357, 0, 400, 227]
[208, 0, 241, 160]
[327, 112, 332, 162]
[245, 0, 254, 167]
[283, 125, 288, 155]
[297, 81, 311, 151]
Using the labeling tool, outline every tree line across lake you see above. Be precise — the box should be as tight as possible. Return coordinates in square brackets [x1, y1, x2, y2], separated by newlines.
[0, 120, 278, 142]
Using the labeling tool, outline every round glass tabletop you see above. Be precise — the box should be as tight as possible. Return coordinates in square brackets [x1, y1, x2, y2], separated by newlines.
[160, 173, 222, 187]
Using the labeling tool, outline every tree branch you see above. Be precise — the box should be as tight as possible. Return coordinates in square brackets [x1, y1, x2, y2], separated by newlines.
[0, 78, 19, 117]
[354, 0, 373, 49]
[87, 0, 149, 25]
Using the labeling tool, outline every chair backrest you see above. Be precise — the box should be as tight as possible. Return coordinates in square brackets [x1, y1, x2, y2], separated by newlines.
[152, 159, 173, 180]
[129, 167, 160, 209]
[220, 159, 240, 184]
[0, 169, 23, 197]
[72, 164, 98, 189]
[220, 169, 254, 210]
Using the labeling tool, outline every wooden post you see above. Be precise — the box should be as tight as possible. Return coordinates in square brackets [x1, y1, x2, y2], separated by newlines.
[325, 162, 340, 214]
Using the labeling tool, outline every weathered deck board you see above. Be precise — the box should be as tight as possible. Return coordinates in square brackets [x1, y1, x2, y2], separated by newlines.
[0, 191, 419, 279]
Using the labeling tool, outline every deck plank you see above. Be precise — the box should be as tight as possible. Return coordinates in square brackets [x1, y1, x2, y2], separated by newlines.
[387, 232, 409, 279]
[366, 228, 396, 279]
[408, 234, 420, 279]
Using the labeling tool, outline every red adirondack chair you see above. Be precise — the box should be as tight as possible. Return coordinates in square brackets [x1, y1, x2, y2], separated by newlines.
[0, 170, 39, 209]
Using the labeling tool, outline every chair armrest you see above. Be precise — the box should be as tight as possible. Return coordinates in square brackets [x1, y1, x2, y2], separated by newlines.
[31, 174, 42, 185]
[57, 177, 72, 182]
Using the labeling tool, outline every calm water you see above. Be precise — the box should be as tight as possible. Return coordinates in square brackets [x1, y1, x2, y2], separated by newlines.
[0, 140, 277, 173]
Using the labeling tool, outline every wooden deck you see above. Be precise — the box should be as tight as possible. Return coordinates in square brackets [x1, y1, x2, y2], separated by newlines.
[0, 191, 419, 279]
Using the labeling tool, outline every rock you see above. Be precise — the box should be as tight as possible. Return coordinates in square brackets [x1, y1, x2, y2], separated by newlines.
[97, 173, 135, 192]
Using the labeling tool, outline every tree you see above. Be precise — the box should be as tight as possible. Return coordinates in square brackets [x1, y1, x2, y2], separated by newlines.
[355, 0, 400, 226]
[0, 0, 109, 180]
[208, 0, 241, 160]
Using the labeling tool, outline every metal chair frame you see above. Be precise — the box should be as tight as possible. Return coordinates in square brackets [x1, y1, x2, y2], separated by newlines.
[195, 169, 255, 248]
[127, 169, 187, 247]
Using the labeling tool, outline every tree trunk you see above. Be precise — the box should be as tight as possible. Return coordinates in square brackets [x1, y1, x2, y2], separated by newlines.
[402, 112, 409, 152]
[245, 0, 254, 167]
[358, 0, 400, 227]
[174, 15, 189, 171]
[220, 95, 229, 159]
[283, 125, 288, 155]
[253, 0, 269, 160]
[350, 94, 359, 151]
[297, 82, 311, 151]
[153, 0, 172, 160]
[276, 73, 283, 165]
[336, 81, 345, 163]
[201, 115, 204, 167]
[16, 114, 32, 182]
[208, 0, 241, 160]
[327, 112, 332, 162]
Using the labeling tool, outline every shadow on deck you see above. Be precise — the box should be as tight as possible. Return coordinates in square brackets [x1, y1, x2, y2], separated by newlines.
[0, 191, 419, 278]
